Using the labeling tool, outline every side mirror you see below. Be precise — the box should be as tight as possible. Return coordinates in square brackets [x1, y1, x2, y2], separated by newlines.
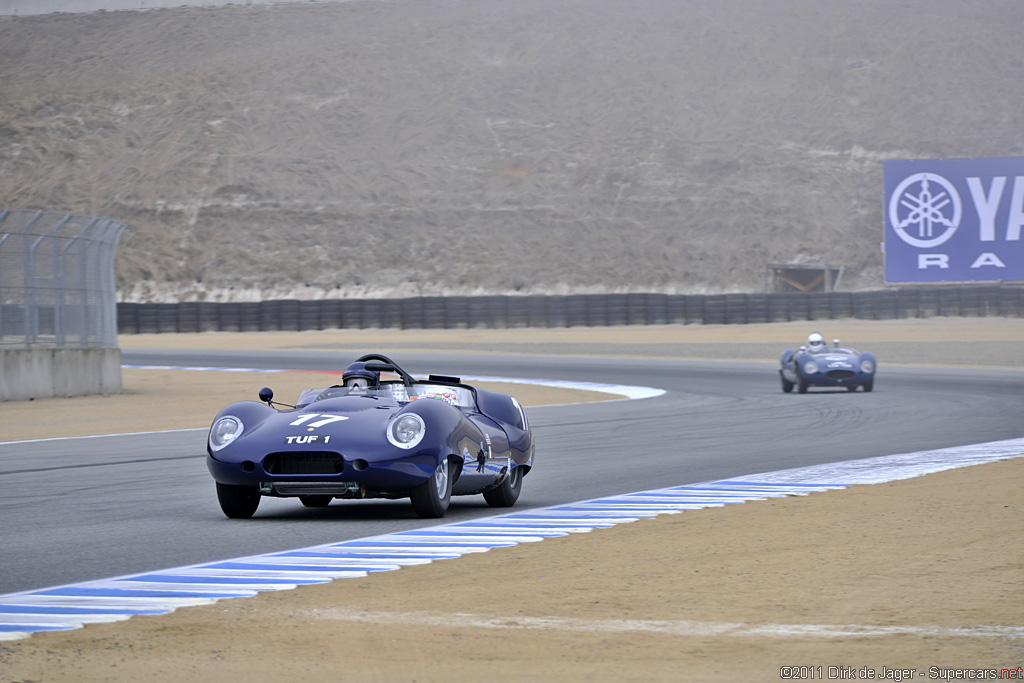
[259, 387, 274, 404]
[833, 339, 840, 346]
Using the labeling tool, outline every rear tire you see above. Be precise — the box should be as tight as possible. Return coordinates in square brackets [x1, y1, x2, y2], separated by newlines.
[216, 483, 261, 519]
[483, 466, 523, 507]
[410, 458, 452, 518]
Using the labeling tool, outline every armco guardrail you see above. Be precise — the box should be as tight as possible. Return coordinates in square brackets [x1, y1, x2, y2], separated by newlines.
[117, 286, 1023, 334]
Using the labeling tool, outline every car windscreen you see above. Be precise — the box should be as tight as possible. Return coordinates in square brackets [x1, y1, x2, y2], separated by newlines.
[809, 346, 857, 355]
[309, 383, 475, 409]
[311, 385, 399, 402]
[406, 383, 476, 409]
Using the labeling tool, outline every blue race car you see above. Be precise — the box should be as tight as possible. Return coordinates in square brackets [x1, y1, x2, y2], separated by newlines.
[779, 334, 876, 393]
[206, 354, 534, 519]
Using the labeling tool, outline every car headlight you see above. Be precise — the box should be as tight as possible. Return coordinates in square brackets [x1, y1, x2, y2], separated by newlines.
[860, 359, 875, 374]
[209, 416, 244, 452]
[803, 360, 819, 375]
[388, 413, 426, 449]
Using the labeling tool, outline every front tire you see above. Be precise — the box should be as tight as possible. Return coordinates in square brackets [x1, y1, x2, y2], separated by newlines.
[863, 379, 874, 392]
[780, 371, 794, 393]
[483, 466, 523, 507]
[410, 458, 452, 518]
[216, 482, 260, 519]
[797, 376, 809, 394]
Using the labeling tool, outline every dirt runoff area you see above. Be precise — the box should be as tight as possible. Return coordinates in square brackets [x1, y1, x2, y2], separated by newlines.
[1, 318, 1023, 682]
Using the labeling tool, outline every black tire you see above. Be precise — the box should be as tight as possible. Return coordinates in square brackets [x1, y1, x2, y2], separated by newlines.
[780, 371, 794, 393]
[216, 482, 261, 519]
[797, 376, 809, 394]
[864, 379, 874, 392]
[483, 466, 523, 508]
[299, 495, 332, 508]
[410, 458, 452, 518]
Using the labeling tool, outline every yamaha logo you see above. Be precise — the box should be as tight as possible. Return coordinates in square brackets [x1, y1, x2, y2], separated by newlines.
[883, 157, 1024, 282]
[888, 172, 962, 248]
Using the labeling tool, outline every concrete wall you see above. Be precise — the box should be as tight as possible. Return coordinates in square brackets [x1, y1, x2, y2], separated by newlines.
[0, 0, 337, 17]
[0, 348, 122, 401]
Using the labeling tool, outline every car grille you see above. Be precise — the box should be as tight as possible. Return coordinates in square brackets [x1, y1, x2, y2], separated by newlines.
[826, 370, 856, 379]
[263, 451, 344, 475]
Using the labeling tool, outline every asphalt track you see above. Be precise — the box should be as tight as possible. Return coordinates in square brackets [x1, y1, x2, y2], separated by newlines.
[3, 350, 1023, 596]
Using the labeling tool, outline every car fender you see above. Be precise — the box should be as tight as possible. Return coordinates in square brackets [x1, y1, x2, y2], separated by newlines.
[779, 348, 799, 382]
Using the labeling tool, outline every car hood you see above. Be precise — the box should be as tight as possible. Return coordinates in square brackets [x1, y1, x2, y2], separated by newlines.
[235, 395, 405, 452]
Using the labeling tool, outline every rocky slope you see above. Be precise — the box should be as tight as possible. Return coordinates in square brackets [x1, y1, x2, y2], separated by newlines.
[1, 0, 1021, 301]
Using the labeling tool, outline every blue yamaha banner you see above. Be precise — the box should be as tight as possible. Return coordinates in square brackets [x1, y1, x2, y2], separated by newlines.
[883, 157, 1024, 283]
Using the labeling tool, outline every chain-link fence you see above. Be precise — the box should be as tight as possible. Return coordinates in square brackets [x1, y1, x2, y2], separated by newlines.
[0, 209, 126, 348]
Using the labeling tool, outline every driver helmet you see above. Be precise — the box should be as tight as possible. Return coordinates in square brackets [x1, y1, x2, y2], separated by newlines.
[341, 361, 379, 389]
[807, 331, 825, 350]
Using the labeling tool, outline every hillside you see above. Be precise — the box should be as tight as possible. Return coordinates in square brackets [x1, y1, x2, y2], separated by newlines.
[1, 0, 1022, 302]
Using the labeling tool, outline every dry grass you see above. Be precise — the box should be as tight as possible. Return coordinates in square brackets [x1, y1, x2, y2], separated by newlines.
[1, 0, 1022, 301]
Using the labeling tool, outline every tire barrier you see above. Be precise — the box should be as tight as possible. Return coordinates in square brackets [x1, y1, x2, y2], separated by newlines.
[116, 285, 1024, 334]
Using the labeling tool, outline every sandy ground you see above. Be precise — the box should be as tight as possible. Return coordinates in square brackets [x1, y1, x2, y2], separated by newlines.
[1, 318, 1023, 681]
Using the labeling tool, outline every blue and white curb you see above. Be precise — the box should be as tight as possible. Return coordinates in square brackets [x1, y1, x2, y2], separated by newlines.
[459, 375, 665, 401]
[1, 437, 1021, 642]
[119, 365, 667, 403]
